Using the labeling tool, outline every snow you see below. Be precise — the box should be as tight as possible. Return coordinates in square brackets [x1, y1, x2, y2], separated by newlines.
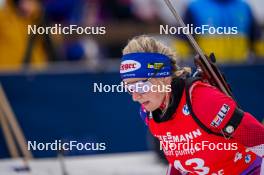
[0, 151, 167, 175]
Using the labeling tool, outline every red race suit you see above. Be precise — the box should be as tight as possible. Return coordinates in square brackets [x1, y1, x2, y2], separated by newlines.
[142, 79, 264, 175]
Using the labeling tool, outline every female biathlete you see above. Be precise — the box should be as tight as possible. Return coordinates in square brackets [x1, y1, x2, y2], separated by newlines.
[120, 35, 264, 175]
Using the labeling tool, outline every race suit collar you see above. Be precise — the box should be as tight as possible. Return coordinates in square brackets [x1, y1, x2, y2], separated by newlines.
[152, 77, 185, 123]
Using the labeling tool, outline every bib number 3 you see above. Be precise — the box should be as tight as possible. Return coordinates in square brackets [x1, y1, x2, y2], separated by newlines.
[174, 158, 210, 175]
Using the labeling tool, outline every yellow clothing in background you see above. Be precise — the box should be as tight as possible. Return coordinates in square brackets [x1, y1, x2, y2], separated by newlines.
[0, 1, 46, 71]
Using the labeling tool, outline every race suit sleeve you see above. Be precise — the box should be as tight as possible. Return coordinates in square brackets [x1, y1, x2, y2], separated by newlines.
[190, 82, 264, 150]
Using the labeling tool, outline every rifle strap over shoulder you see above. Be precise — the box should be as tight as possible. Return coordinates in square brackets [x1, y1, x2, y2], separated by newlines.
[184, 78, 244, 138]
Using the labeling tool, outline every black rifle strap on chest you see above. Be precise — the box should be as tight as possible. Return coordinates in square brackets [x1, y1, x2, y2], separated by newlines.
[184, 78, 244, 138]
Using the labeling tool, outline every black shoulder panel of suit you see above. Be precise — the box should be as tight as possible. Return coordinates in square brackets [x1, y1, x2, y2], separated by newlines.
[185, 77, 244, 138]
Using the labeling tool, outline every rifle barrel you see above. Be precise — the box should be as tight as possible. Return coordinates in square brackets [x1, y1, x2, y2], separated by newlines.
[164, 0, 230, 96]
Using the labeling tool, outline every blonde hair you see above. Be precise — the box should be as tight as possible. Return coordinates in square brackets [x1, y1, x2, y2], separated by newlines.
[122, 35, 191, 77]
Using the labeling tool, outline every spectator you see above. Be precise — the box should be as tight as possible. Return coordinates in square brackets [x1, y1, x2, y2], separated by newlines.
[0, 0, 46, 70]
[174, 0, 264, 64]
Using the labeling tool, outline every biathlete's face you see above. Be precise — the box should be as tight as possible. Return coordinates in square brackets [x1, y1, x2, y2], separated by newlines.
[123, 77, 171, 112]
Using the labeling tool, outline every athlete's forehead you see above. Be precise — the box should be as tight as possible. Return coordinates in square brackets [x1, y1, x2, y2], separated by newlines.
[123, 78, 146, 84]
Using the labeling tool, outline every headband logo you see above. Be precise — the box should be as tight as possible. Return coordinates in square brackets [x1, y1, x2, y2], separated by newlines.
[147, 63, 164, 69]
[120, 60, 141, 73]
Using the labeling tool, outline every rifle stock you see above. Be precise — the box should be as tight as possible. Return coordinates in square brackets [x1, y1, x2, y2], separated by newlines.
[194, 53, 234, 98]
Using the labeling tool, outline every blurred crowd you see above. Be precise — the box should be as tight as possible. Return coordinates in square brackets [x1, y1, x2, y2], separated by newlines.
[0, 0, 263, 71]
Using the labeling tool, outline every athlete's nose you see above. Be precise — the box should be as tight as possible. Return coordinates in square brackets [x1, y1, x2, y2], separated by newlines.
[132, 92, 142, 102]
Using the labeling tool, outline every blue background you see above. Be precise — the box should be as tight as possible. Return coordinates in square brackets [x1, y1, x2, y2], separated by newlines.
[0, 65, 263, 158]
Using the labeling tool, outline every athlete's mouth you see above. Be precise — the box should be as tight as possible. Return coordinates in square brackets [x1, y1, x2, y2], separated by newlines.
[142, 101, 150, 106]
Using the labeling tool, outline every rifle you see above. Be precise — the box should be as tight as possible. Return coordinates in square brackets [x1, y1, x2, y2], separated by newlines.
[164, 0, 235, 100]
